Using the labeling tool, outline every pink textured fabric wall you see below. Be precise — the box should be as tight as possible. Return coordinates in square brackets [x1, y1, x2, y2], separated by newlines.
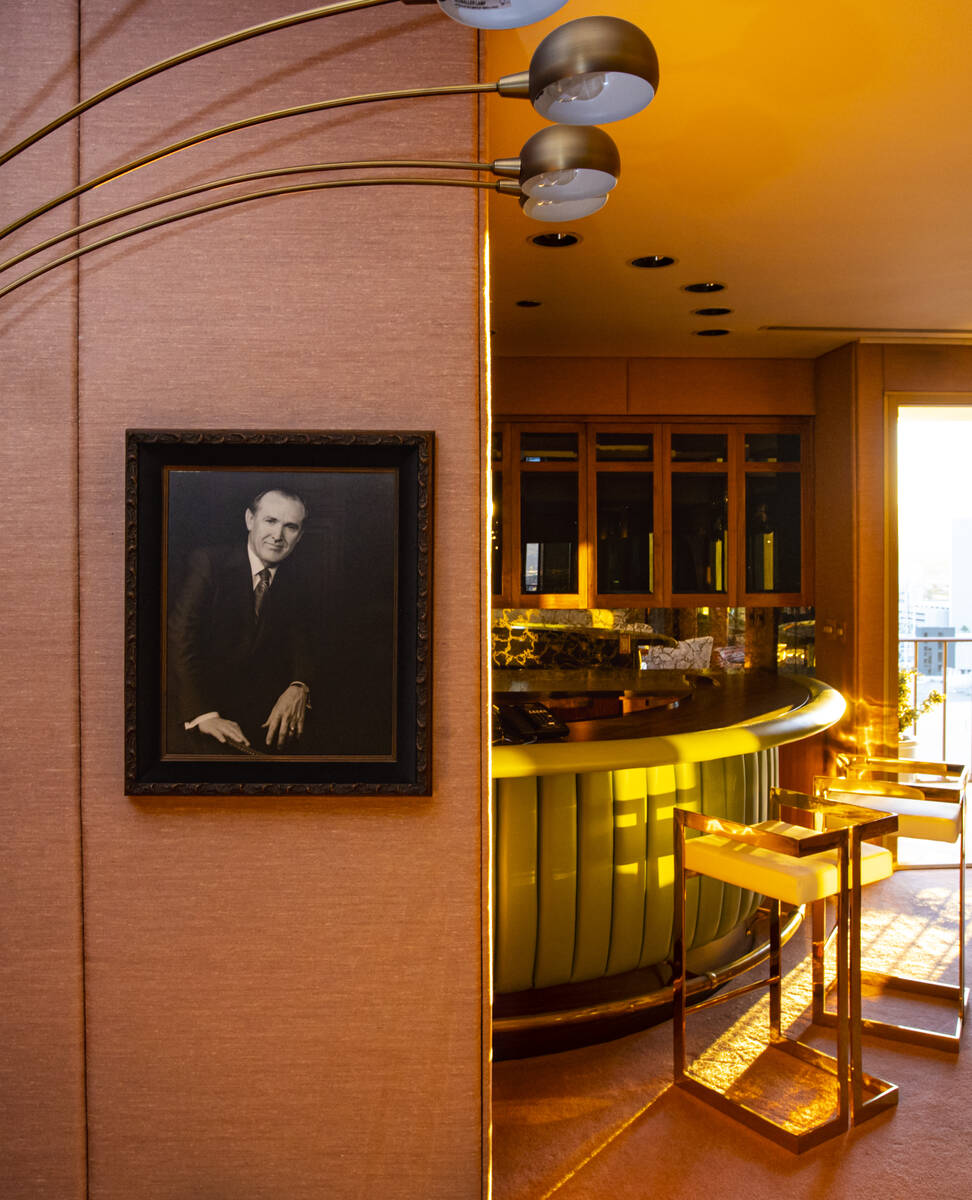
[2, 3, 487, 1197]
[0, 3, 87, 1197]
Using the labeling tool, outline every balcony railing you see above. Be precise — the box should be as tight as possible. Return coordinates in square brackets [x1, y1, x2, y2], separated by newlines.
[898, 635, 972, 763]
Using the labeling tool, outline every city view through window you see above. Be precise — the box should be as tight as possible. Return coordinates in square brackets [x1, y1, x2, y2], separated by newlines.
[898, 406, 972, 763]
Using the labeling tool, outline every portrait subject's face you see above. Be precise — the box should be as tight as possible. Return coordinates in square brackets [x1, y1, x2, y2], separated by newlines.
[245, 491, 305, 567]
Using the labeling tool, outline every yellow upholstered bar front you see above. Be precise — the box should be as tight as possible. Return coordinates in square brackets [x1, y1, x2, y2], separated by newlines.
[493, 748, 779, 993]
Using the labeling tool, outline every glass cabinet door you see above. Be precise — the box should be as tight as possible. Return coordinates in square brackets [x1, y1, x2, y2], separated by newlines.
[741, 427, 806, 601]
[491, 427, 510, 603]
[744, 473, 801, 593]
[516, 427, 584, 603]
[593, 429, 656, 601]
[596, 474, 654, 594]
[491, 469, 503, 597]
[671, 431, 728, 463]
[520, 473, 579, 595]
[744, 431, 801, 463]
[671, 473, 729, 595]
[489, 420, 810, 610]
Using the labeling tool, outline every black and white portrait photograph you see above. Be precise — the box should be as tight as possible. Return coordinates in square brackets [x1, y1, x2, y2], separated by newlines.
[126, 431, 432, 795]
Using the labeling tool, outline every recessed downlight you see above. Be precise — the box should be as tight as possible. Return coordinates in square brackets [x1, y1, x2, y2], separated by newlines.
[684, 281, 726, 293]
[516, 299, 542, 308]
[630, 254, 675, 269]
[694, 327, 730, 336]
[530, 232, 580, 248]
[694, 306, 732, 317]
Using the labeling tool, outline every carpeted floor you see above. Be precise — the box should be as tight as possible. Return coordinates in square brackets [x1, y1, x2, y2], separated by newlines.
[492, 868, 971, 1200]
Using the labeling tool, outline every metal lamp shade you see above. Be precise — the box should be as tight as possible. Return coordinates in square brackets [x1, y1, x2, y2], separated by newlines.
[518, 124, 620, 200]
[529, 16, 659, 125]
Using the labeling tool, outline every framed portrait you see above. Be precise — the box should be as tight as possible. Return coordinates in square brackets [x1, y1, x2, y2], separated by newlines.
[125, 429, 433, 795]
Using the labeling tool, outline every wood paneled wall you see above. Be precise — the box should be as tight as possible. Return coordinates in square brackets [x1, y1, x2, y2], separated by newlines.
[493, 355, 815, 416]
[1, 4, 487, 1198]
[814, 342, 972, 757]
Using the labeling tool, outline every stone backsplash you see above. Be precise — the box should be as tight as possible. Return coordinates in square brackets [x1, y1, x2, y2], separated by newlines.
[491, 606, 815, 673]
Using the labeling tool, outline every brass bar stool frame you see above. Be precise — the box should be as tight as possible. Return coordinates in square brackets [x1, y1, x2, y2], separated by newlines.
[815, 756, 969, 1051]
[674, 800, 898, 1151]
[674, 806, 883, 1153]
[772, 787, 901, 1124]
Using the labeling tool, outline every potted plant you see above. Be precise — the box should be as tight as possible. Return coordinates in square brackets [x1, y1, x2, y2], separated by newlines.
[897, 667, 944, 754]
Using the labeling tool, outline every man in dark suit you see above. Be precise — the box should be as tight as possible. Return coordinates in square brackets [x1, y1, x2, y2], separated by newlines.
[166, 487, 316, 755]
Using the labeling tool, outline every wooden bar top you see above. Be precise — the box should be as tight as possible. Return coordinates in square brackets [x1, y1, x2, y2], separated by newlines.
[493, 669, 812, 743]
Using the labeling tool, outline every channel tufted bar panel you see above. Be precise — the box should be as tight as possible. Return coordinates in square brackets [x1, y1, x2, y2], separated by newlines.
[493, 748, 779, 993]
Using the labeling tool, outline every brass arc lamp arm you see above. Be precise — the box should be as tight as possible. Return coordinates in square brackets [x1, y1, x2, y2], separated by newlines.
[0, 158, 500, 277]
[0, 81, 503, 244]
[0, 176, 521, 302]
[0, 0, 408, 168]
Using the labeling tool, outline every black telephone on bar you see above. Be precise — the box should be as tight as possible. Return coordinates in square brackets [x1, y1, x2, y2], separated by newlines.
[492, 701, 570, 746]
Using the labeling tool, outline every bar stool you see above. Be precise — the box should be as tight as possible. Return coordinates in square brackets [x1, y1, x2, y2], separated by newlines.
[814, 756, 968, 1051]
[673, 802, 898, 1152]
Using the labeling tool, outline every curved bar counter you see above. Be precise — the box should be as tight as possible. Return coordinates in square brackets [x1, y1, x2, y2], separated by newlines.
[491, 672, 845, 1049]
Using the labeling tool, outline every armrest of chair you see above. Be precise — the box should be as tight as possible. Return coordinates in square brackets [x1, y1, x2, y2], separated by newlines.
[674, 804, 846, 858]
[775, 784, 899, 842]
[835, 755, 968, 804]
[822, 764, 967, 810]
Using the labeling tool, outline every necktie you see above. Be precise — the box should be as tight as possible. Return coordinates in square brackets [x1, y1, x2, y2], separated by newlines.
[253, 567, 271, 618]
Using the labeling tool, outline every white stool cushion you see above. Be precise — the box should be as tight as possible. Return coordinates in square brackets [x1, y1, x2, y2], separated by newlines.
[827, 788, 962, 844]
[684, 825, 893, 907]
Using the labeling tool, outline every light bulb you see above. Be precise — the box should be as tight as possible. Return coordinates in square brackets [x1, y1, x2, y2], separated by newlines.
[543, 72, 608, 106]
[520, 193, 608, 222]
[535, 70, 656, 125]
[522, 166, 617, 200]
[437, 0, 567, 32]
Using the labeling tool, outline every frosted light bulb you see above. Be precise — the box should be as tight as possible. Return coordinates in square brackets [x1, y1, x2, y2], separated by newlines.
[535, 71, 656, 125]
[521, 166, 617, 200]
[533, 168, 578, 189]
[520, 193, 608, 222]
[544, 72, 608, 106]
[437, 0, 566, 32]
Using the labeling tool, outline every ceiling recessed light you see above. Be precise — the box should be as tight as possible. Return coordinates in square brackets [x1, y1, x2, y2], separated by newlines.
[694, 327, 730, 336]
[684, 281, 726, 293]
[516, 299, 542, 308]
[630, 255, 675, 268]
[530, 232, 580, 248]
[694, 306, 732, 317]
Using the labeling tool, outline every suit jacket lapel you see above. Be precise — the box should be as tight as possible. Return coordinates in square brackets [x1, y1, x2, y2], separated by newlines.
[230, 544, 259, 643]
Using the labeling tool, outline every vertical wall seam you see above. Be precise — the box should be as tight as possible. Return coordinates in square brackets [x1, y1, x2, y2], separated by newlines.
[74, 3, 90, 1197]
[475, 27, 491, 1200]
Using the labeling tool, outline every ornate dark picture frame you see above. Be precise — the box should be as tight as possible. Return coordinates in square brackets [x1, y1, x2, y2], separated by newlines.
[125, 429, 433, 795]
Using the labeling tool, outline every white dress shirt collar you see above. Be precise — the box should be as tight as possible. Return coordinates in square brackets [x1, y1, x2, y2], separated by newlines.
[247, 545, 278, 587]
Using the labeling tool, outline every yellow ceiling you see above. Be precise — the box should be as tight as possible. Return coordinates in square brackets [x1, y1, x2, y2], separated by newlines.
[484, 0, 972, 358]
